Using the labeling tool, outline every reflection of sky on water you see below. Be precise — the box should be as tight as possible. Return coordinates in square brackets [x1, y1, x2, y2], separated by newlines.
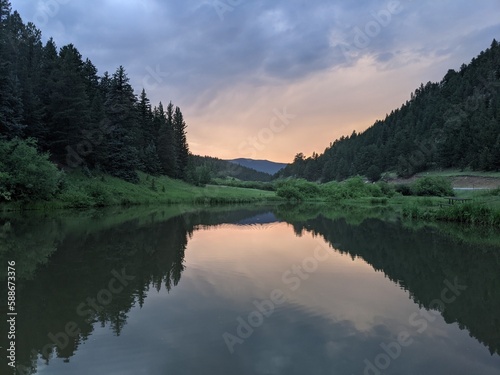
[36, 222, 500, 375]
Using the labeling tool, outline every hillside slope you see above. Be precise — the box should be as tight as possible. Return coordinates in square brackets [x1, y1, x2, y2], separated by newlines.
[279, 40, 500, 182]
[227, 158, 287, 175]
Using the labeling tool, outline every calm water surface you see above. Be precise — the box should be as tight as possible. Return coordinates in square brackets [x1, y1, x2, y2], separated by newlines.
[0, 206, 499, 374]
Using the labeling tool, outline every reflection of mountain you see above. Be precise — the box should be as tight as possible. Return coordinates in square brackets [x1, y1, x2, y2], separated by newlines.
[0, 206, 275, 373]
[283, 215, 500, 356]
[236, 212, 280, 225]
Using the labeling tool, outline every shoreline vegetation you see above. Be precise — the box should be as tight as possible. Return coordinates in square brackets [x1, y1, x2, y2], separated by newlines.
[2, 151, 499, 228]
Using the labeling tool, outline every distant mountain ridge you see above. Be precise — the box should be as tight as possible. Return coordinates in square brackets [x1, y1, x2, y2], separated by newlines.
[190, 155, 274, 181]
[227, 158, 288, 175]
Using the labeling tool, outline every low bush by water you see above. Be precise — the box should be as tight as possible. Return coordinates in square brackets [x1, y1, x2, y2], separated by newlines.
[396, 176, 454, 197]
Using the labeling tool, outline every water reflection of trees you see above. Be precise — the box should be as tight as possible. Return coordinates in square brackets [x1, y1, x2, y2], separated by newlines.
[1, 214, 190, 372]
[284, 215, 500, 357]
[4, 206, 499, 374]
[0, 216, 60, 280]
[0, 207, 274, 373]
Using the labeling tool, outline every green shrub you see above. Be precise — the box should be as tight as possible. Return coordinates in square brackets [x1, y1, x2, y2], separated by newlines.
[411, 176, 454, 197]
[366, 183, 384, 197]
[376, 181, 396, 197]
[83, 182, 113, 207]
[276, 185, 304, 201]
[275, 176, 417, 202]
[0, 138, 63, 202]
[395, 184, 413, 196]
[274, 179, 319, 199]
[344, 176, 366, 196]
[294, 179, 321, 197]
[319, 182, 342, 201]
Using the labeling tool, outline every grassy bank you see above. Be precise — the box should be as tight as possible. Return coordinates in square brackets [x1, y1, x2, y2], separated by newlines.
[0, 170, 281, 211]
[3, 170, 500, 229]
[273, 177, 500, 228]
[400, 189, 500, 226]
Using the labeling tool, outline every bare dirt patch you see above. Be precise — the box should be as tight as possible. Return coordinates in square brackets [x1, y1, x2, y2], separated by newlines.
[450, 176, 500, 189]
[388, 175, 500, 189]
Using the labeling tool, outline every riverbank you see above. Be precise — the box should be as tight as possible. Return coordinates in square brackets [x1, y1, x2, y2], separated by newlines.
[2, 171, 499, 228]
[273, 177, 500, 228]
[0, 170, 281, 212]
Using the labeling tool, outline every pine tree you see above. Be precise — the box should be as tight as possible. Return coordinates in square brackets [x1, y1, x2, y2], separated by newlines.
[98, 66, 139, 182]
[142, 141, 162, 176]
[0, 4, 24, 138]
[0, 0, 11, 21]
[0, 70, 24, 138]
[45, 44, 90, 162]
[137, 89, 152, 155]
[18, 22, 44, 140]
[137, 89, 163, 175]
[173, 106, 189, 179]
[156, 102, 177, 177]
[82, 58, 100, 101]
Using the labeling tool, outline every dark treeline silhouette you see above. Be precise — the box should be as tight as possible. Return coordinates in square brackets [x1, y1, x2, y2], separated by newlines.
[0, 1, 189, 182]
[277, 211, 500, 356]
[279, 40, 500, 182]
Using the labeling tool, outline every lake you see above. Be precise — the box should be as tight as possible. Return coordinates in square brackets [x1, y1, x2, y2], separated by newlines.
[1, 205, 499, 375]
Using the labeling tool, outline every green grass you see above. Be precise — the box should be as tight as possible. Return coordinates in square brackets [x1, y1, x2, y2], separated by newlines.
[0, 170, 282, 211]
[3, 170, 499, 228]
[269, 177, 500, 227]
[211, 177, 275, 191]
[397, 189, 500, 227]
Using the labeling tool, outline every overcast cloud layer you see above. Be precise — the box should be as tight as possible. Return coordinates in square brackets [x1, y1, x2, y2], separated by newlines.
[11, 0, 500, 162]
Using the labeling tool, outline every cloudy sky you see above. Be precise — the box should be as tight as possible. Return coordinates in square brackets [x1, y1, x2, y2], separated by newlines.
[10, 0, 500, 162]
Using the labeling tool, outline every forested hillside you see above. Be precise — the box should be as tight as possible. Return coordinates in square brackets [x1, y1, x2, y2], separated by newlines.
[279, 40, 500, 182]
[0, 1, 188, 184]
[190, 155, 273, 182]
[227, 158, 287, 175]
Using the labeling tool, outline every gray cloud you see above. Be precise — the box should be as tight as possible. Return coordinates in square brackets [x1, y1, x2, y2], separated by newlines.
[9, 0, 500, 160]
[11, 0, 500, 97]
